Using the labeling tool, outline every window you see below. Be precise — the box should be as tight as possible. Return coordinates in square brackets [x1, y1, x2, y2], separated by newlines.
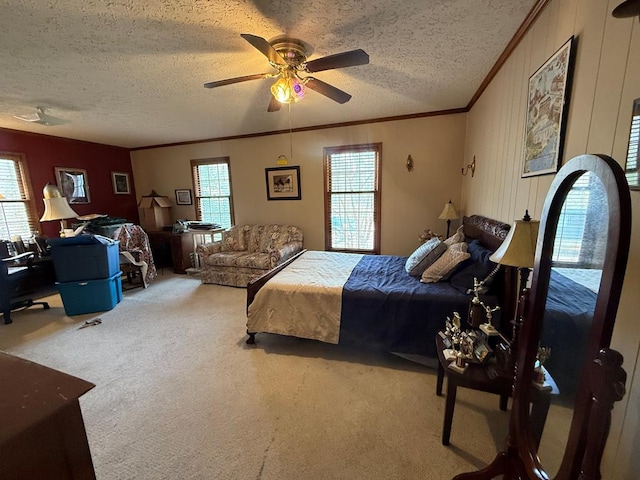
[191, 157, 234, 231]
[624, 98, 640, 190]
[553, 171, 607, 267]
[0, 153, 38, 240]
[323, 143, 381, 253]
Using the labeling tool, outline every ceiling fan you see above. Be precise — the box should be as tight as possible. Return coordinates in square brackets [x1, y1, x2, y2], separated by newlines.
[204, 34, 369, 112]
[14, 106, 66, 126]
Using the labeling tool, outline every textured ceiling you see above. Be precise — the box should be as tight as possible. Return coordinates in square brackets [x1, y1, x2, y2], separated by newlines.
[0, 0, 537, 149]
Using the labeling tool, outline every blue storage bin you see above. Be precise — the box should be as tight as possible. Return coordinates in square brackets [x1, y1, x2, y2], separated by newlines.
[57, 272, 123, 316]
[49, 235, 120, 282]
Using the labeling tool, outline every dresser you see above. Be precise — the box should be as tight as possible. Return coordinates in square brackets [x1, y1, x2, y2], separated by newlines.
[0, 352, 96, 479]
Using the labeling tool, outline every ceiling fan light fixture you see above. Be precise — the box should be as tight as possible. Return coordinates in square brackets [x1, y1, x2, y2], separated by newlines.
[270, 74, 306, 104]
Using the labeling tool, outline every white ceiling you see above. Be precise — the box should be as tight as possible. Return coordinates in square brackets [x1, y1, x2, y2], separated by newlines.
[0, 0, 537, 149]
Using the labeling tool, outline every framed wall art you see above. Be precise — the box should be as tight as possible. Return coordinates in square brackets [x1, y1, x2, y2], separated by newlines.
[111, 172, 131, 194]
[522, 36, 575, 178]
[55, 167, 91, 204]
[265, 166, 301, 200]
[175, 188, 193, 205]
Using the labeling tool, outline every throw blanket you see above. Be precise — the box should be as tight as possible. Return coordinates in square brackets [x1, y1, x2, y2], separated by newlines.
[247, 251, 362, 343]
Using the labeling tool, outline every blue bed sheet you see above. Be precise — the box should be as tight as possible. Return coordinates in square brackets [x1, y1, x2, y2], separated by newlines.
[540, 268, 598, 398]
[339, 255, 497, 357]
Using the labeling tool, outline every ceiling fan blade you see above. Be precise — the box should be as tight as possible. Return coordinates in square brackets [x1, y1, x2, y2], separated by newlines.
[305, 49, 369, 73]
[267, 97, 282, 112]
[204, 73, 271, 89]
[305, 78, 352, 104]
[240, 33, 288, 66]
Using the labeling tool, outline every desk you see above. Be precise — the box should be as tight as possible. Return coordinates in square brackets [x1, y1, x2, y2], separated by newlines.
[435, 335, 557, 447]
[1, 255, 56, 324]
[146, 231, 193, 273]
[147, 229, 224, 273]
[0, 352, 96, 479]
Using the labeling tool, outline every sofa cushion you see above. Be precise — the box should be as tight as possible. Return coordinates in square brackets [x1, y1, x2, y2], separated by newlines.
[202, 251, 271, 270]
[258, 224, 301, 253]
[221, 225, 248, 252]
[247, 225, 265, 253]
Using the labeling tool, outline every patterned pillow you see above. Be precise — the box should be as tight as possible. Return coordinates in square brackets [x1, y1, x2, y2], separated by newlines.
[405, 238, 447, 277]
[420, 242, 470, 283]
[221, 225, 248, 251]
[444, 225, 465, 247]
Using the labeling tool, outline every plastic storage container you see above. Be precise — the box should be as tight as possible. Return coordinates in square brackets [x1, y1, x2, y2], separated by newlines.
[57, 271, 123, 316]
[48, 235, 120, 282]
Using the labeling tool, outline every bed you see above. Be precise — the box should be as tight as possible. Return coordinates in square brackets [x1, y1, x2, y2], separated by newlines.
[245, 215, 518, 359]
[540, 267, 599, 399]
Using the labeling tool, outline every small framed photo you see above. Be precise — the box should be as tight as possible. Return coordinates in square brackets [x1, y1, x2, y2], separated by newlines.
[111, 172, 131, 195]
[265, 166, 301, 201]
[175, 189, 192, 205]
[473, 336, 493, 364]
[55, 167, 90, 204]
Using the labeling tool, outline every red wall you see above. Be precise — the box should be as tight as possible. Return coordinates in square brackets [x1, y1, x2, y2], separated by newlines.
[0, 128, 138, 238]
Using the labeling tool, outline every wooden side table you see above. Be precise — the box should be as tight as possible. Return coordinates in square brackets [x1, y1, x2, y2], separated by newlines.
[435, 335, 557, 447]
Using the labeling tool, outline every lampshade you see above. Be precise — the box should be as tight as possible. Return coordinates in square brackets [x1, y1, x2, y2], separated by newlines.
[489, 212, 539, 268]
[39, 184, 78, 222]
[271, 73, 306, 104]
[438, 200, 459, 220]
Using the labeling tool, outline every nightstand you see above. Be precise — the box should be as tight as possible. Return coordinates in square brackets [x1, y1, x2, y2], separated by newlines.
[435, 335, 557, 447]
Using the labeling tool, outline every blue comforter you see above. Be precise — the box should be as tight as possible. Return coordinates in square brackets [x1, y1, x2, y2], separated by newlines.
[339, 255, 493, 357]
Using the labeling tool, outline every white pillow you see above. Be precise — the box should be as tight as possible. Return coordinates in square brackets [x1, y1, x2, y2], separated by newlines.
[444, 225, 465, 247]
[420, 242, 470, 283]
[405, 238, 447, 277]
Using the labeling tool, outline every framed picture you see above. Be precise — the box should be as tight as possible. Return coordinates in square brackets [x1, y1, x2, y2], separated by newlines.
[55, 167, 90, 204]
[175, 188, 192, 205]
[265, 166, 301, 201]
[111, 172, 131, 194]
[522, 36, 575, 178]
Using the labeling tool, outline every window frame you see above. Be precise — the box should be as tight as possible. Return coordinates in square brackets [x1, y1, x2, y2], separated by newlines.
[190, 157, 235, 231]
[323, 143, 382, 254]
[0, 152, 39, 240]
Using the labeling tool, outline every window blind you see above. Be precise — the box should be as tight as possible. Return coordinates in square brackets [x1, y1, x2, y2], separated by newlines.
[191, 157, 234, 230]
[0, 155, 38, 240]
[553, 172, 592, 264]
[624, 104, 639, 187]
[324, 144, 381, 253]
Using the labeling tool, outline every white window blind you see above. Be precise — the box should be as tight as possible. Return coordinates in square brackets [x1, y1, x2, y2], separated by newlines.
[324, 144, 381, 253]
[624, 100, 639, 188]
[191, 157, 234, 230]
[553, 172, 598, 265]
[0, 155, 38, 240]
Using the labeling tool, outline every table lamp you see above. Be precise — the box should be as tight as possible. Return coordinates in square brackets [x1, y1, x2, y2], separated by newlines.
[438, 200, 459, 238]
[488, 210, 539, 359]
[39, 184, 79, 237]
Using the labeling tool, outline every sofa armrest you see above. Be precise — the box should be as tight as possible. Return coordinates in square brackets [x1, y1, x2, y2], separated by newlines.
[268, 241, 304, 269]
[196, 241, 223, 256]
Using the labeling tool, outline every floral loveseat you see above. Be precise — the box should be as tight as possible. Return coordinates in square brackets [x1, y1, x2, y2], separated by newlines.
[196, 224, 304, 287]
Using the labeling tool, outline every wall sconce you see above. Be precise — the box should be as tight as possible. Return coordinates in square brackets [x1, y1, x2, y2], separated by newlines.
[462, 156, 476, 177]
[406, 155, 414, 172]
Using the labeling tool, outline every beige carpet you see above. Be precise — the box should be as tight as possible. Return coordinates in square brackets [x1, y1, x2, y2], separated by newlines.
[1, 273, 515, 480]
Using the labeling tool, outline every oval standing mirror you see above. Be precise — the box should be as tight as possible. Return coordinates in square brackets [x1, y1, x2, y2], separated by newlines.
[535, 170, 607, 476]
[453, 154, 631, 480]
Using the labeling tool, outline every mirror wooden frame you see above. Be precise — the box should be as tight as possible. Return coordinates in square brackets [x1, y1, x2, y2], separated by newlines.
[454, 154, 631, 480]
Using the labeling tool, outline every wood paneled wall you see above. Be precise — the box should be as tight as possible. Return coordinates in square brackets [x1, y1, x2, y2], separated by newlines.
[462, 0, 639, 477]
